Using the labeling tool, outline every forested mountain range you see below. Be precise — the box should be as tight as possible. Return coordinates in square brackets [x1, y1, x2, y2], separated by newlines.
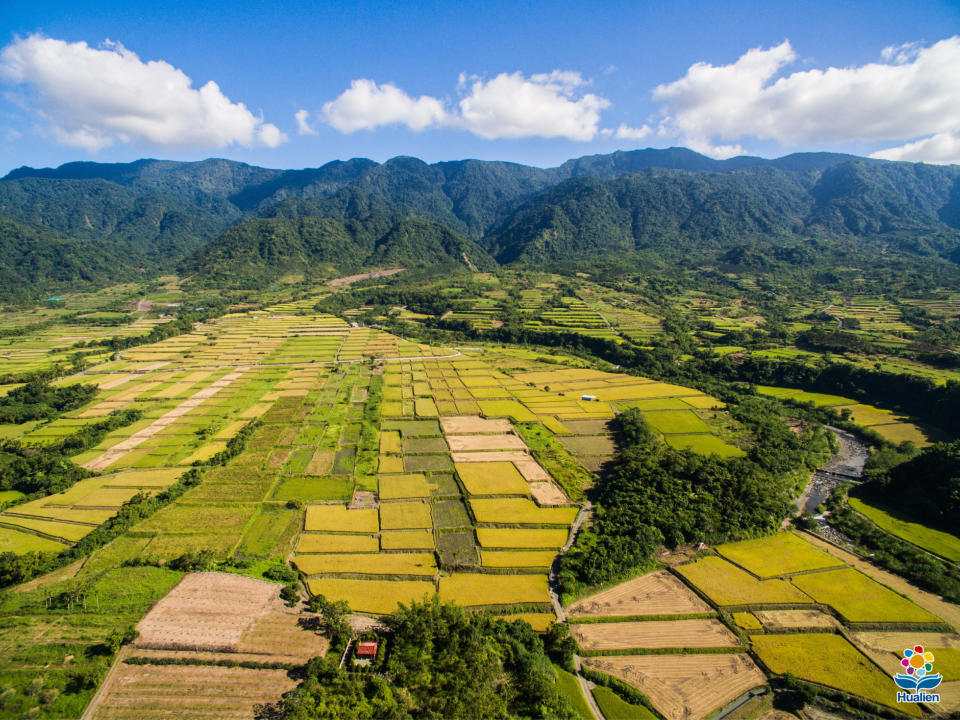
[2, 147, 959, 290]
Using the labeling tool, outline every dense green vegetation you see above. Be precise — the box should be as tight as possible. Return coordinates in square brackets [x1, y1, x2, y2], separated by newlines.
[557, 406, 828, 597]
[854, 440, 960, 533]
[825, 485, 960, 604]
[0, 380, 96, 424]
[180, 214, 494, 287]
[0, 213, 138, 300]
[6, 149, 960, 295]
[280, 599, 576, 719]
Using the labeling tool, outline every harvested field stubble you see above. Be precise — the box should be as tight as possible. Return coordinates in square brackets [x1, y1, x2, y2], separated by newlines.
[89, 661, 298, 720]
[572, 619, 739, 650]
[136, 573, 287, 653]
[754, 609, 841, 631]
[584, 653, 767, 720]
[567, 570, 712, 618]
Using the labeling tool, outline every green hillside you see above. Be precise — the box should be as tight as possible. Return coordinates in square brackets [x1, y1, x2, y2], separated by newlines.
[178, 214, 495, 287]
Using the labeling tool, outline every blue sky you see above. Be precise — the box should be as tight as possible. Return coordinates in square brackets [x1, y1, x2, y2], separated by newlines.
[0, 0, 958, 173]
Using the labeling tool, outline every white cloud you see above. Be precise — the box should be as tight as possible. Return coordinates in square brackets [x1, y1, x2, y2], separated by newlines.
[653, 37, 960, 163]
[0, 34, 286, 151]
[321, 79, 449, 133]
[870, 132, 960, 163]
[610, 123, 652, 140]
[295, 108, 317, 135]
[318, 70, 610, 141]
[457, 71, 609, 140]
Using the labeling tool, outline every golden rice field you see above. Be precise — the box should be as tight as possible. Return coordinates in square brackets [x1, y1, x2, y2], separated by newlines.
[295, 533, 379, 553]
[380, 530, 435, 550]
[438, 573, 550, 606]
[294, 552, 437, 577]
[379, 501, 433, 530]
[475, 527, 570, 549]
[480, 550, 558, 568]
[455, 461, 531, 495]
[675, 556, 813, 607]
[307, 578, 437, 614]
[714, 532, 843, 578]
[304, 506, 379, 533]
[469, 498, 578, 525]
[751, 633, 921, 716]
[790, 568, 940, 624]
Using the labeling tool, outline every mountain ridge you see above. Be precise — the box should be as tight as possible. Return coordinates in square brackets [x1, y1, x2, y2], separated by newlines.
[3, 147, 960, 294]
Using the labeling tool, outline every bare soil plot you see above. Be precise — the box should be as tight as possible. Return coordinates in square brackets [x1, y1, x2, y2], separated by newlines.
[754, 609, 841, 631]
[561, 419, 613, 434]
[529, 482, 568, 505]
[446, 434, 527, 451]
[573, 619, 738, 651]
[440, 416, 512, 434]
[567, 570, 711, 618]
[88, 660, 296, 720]
[584, 653, 766, 720]
[559, 435, 616, 456]
[136, 573, 282, 653]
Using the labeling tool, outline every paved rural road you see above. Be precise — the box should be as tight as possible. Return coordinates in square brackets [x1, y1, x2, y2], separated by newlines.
[575, 660, 605, 720]
[546, 502, 605, 720]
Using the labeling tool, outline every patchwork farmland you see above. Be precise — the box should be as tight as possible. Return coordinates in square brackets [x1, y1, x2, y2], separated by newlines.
[3, 280, 956, 720]
[569, 530, 957, 718]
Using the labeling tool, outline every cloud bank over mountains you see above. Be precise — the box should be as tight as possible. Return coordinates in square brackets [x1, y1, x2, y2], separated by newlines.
[304, 35, 960, 162]
[0, 34, 286, 151]
[652, 37, 960, 161]
[1, 33, 958, 163]
[315, 71, 610, 141]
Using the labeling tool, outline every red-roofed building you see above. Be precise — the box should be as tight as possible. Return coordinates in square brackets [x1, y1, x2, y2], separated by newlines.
[356, 641, 379, 659]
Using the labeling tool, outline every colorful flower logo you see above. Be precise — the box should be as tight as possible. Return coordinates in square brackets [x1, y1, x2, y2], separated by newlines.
[894, 644, 943, 691]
